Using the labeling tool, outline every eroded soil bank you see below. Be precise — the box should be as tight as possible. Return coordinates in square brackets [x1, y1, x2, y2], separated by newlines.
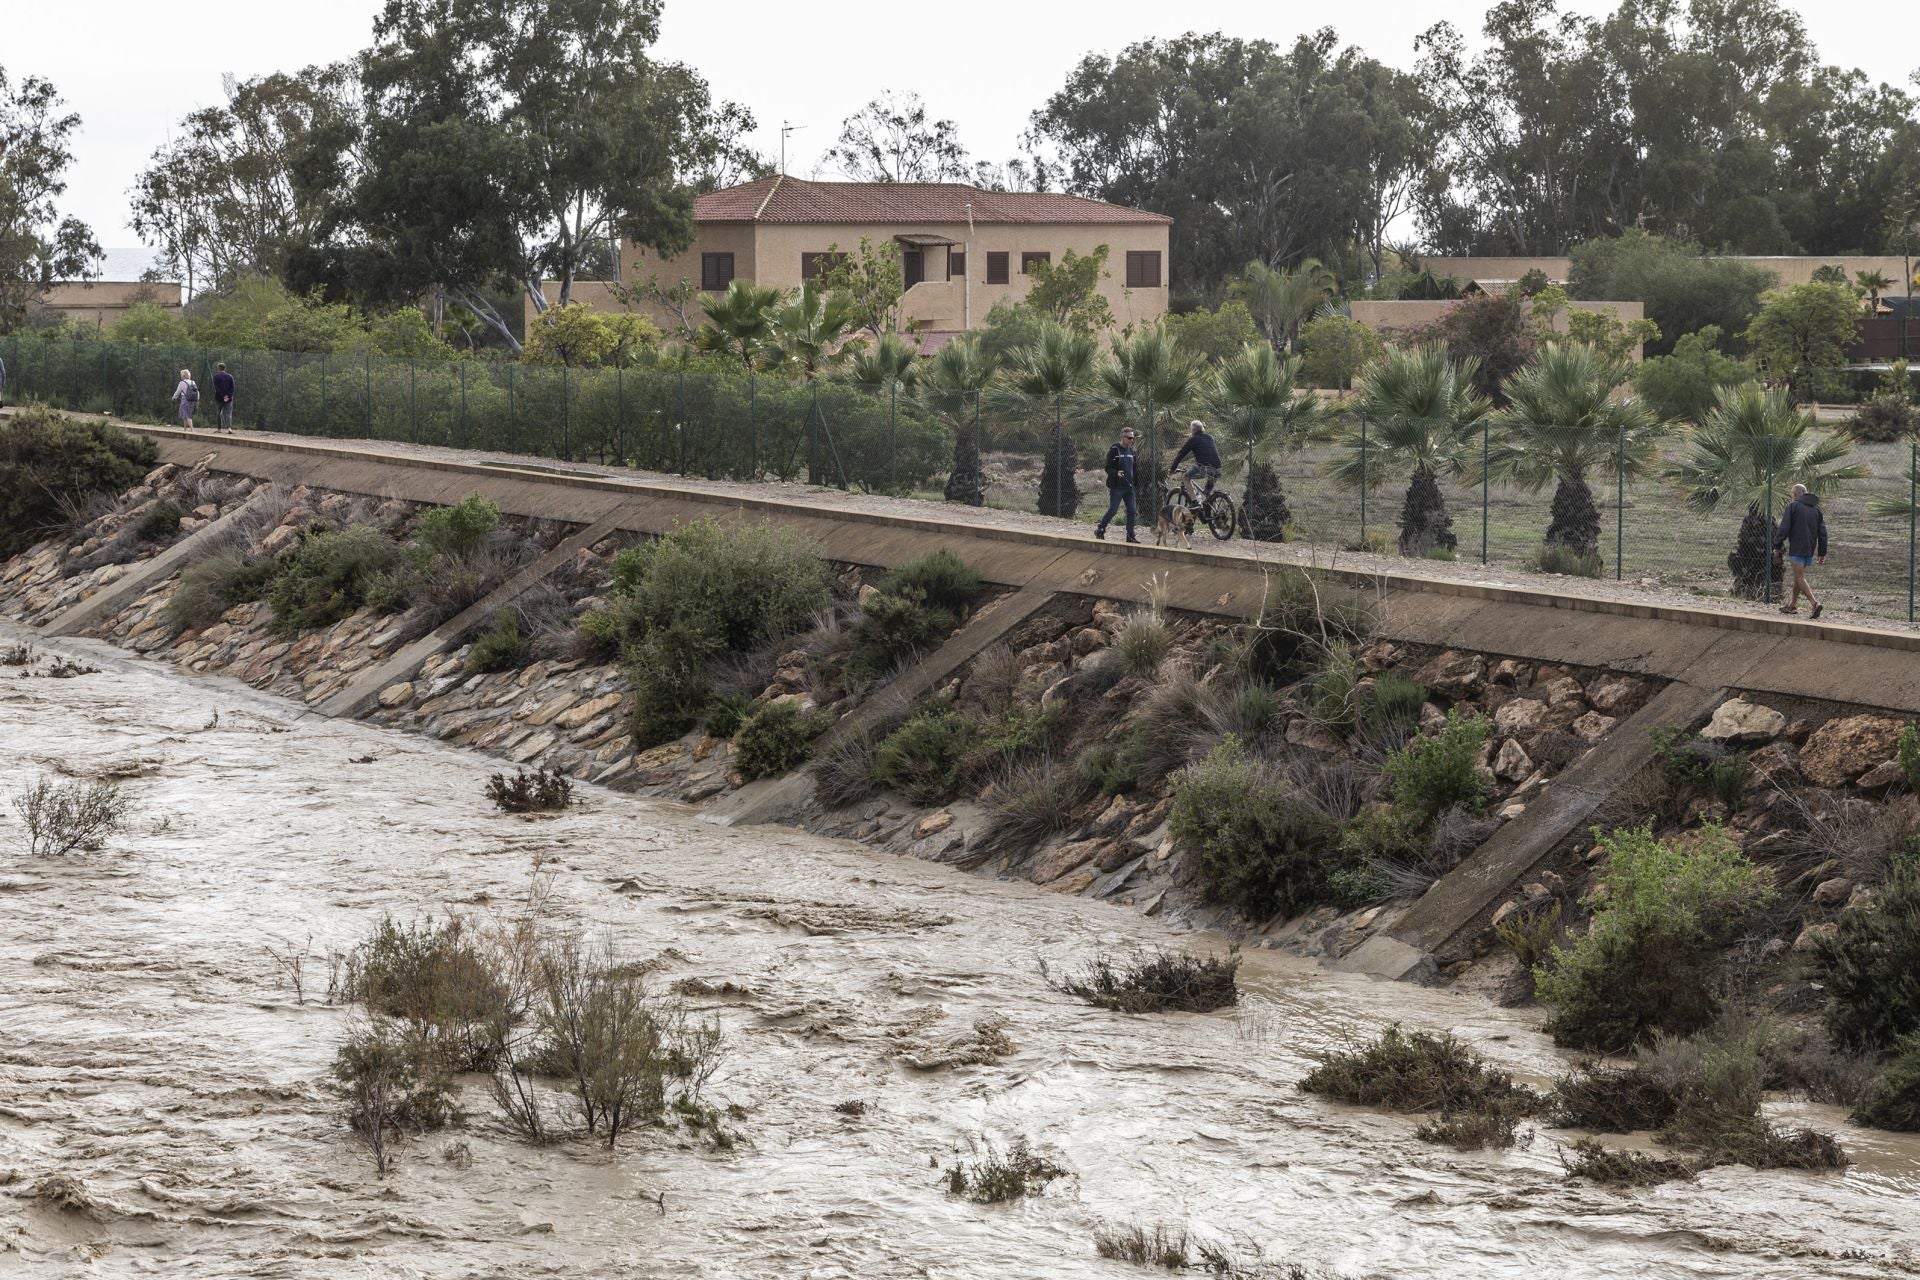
[2, 630, 1918, 1279]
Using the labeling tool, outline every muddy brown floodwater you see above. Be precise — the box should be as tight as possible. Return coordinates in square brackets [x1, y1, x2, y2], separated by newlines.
[1, 627, 1916, 1279]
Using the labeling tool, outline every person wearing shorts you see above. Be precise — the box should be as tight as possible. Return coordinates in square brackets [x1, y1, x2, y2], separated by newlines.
[1773, 482, 1828, 619]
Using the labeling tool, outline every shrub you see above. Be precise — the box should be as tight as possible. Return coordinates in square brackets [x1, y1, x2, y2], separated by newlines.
[1536, 825, 1773, 1049]
[486, 767, 573, 813]
[843, 588, 956, 693]
[734, 701, 831, 780]
[1900, 724, 1920, 795]
[1236, 570, 1376, 683]
[1076, 731, 1147, 797]
[414, 493, 500, 559]
[963, 702, 1065, 780]
[1093, 1222, 1189, 1269]
[1360, 675, 1426, 735]
[878, 549, 986, 617]
[468, 608, 530, 673]
[814, 727, 885, 810]
[1170, 737, 1342, 921]
[624, 625, 711, 747]
[1839, 395, 1916, 442]
[267, 524, 405, 632]
[1300, 1025, 1538, 1120]
[11, 777, 131, 856]
[0, 405, 158, 557]
[331, 1020, 461, 1175]
[1415, 1109, 1524, 1150]
[871, 702, 973, 804]
[1310, 647, 1361, 735]
[1109, 609, 1173, 677]
[1536, 541, 1603, 577]
[1706, 754, 1748, 808]
[166, 551, 279, 632]
[1044, 949, 1239, 1014]
[1560, 1138, 1696, 1186]
[986, 757, 1083, 848]
[1383, 711, 1490, 819]
[1852, 1035, 1920, 1131]
[1493, 899, 1563, 970]
[1547, 1062, 1678, 1132]
[1640, 1014, 1848, 1170]
[702, 692, 757, 740]
[1818, 853, 1920, 1051]
[136, 500, 183, 542]
[529, 933, 679, 1146]
[1649, 726, 1727, 787]
[340, 915, 513, 1073]
[945, 1138, 1065, 1202]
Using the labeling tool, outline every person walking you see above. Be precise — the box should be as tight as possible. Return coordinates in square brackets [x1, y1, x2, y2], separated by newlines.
[1773, 482, 1827, 619]
[1094, 426, 1140, 544]
[172, 368, 200, 429]
[211, 362, 236, 434]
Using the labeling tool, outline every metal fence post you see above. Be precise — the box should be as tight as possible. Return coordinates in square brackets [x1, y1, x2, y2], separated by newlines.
[1054, 392, 1065, 517]
[364, 353, 372, 438]
[1358, 411, 1368, 545]
[1763, 435, 1775, 605]
[508, 363, 517, 453]
[459, 361, 468, 449]
[676, 368, 687, 475]
[747, 374, 756, 479]
[561, 363, 571, 461]
[1910, 441, 1917, 624]
[408, 359, 417, 443]
[321, 352, 330, 433]
[616, 365, 626, 464]
[973, 392, 984, 505]
[1481, 416, 1489, 564]
[888, 380, 898, 494]
[1616, 421, 1625, 581]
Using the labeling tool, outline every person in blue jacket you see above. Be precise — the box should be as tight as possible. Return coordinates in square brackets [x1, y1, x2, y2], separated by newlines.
[1094, 426, 1140, 543]
[1773, 483, 1828, 619]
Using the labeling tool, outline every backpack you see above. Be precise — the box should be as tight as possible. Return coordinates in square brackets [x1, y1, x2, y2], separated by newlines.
[183, 379, 199, 405]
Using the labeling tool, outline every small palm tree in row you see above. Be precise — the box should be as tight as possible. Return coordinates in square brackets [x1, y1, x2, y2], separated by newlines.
[1666, 383, 1867, 598]
[1009, 322, 1100, 518]
[1328, 344, 1491, 556]
[1490, 342, 1662, 574]
[1201, 343, 1321, 540]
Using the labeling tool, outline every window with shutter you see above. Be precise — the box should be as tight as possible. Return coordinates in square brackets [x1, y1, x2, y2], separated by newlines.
[1020, 251, 1051, 274]
[986, 252, 1009, 284]
[701, 252, 735, 291]
[1125, 251, 1162, 288]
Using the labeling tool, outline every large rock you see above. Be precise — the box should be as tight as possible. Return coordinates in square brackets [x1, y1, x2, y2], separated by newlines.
[1415, 650, 1484, 699]
[1031, 838, 1104, 884]
[1800, 714, 1906, 788]
[1493, 698, 1548, 735]
[377, 681, 414, 708]
[1701, 697, 1787, 744]
[1585, 675, 1648, 714]
[1493, 738, 1534, 782]
[1569, 711, 1616, 742]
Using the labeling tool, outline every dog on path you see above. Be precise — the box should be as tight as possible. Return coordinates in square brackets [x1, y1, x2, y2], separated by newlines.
[1154, 501, 1195, 549]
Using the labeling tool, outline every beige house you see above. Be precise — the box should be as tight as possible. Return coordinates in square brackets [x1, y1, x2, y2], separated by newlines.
[1350, 299, 1650, 358]
[1424, 254, 1920, 297]
[38, 279, 183, 328]
[544, 176, 1172, 349]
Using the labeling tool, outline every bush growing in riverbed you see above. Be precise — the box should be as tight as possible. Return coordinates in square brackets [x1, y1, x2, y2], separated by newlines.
[11, 776, 132, 856]
[1639, 1014, 1848, 1170]
[1093, 1222, 1189, 1268]
[944, 1138, 1065, 1202]
[341, 916, 514, 1073]
[1298, 1025, 1538, 1131]
[486, 767, 573, 813]
[1169, 736, 1342, 921]
[467, 608, 530, 673]
[1560, 1138, 1696, 1186]
[1383, 710, 1490, 819]
[1044, 949, 1239, 1013]
[0, 405, 158, 557]
[1547, 1061, 1678, 1132]
[1535, 824, 1773, 1050]
[165, 550, 280, 632]
[1852, 1036, 1920, 1131]
[871, 700, 973, 804]
[332, 1019, 461, 1174]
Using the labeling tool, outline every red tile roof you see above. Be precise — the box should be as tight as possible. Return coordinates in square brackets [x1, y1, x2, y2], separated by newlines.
[696, 177, 1171, 226]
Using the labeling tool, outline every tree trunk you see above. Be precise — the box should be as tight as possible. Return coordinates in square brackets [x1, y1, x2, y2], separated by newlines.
[1398, 464, 1455, 556]
[1545, 472, 1601, 560]
[1727, 503, 1782, 599]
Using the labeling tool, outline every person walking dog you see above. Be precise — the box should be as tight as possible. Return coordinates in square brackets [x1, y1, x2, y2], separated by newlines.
[212, 362, 236, 434]
[172, 368, 199, 429]
[1094, 426, 1140, 544]
[1774, 482, 1827, 619]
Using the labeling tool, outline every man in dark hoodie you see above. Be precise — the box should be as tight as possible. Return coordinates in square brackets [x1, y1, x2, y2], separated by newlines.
[1774, 483, 1827, 618]
[1094, 426, 1139, 543]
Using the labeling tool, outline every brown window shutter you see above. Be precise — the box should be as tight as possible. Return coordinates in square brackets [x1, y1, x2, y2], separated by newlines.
[1125, 251, 1162, 288]
[948, 251, 966, 279]
[986, 251, 1009, 284]
[701, 252, 735, 291]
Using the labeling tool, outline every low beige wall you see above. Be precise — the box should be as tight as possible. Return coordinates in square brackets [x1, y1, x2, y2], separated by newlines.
[1351, 299, 1649, 358]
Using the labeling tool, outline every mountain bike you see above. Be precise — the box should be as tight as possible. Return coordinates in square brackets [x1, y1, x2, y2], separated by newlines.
[1162, 469, 1236, 541]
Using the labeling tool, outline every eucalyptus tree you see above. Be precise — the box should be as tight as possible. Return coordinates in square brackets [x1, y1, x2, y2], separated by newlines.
[1665, 383, 1866, 598]
[0, 68, 99, 330]
[1490, 342, 1664, 567]
[1327, 345, 1491, 556]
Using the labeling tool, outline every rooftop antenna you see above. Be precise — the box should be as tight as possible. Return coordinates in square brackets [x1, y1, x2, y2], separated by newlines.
[780, 121, 806, 176]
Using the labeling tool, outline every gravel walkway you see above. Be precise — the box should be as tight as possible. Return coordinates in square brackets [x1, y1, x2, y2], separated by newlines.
[127, 420, 1920, 637]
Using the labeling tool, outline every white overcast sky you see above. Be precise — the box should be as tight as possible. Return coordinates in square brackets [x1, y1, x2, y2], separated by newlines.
[9, 0, 1917, 253]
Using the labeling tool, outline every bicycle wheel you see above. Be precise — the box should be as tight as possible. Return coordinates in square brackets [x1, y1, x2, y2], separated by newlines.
[1205, 493, 1236, 540]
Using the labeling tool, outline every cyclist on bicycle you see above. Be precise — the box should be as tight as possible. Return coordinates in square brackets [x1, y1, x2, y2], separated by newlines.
[1169, 419, 1222, 506]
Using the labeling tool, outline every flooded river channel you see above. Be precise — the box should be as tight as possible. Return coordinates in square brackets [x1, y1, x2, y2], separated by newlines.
[2, 629, 1916, 1278]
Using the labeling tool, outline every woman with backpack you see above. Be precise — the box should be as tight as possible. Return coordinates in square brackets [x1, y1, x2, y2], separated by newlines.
[172, 368, 199, 428]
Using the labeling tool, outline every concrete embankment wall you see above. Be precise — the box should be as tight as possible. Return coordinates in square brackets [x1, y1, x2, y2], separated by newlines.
[24, 422, 1920, 980]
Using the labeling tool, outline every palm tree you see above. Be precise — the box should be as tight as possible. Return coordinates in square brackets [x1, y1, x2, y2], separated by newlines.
[767, 284, 861, 380]
[1088, 325, 1198, 508]
[919, 334, 993, 505]
[1201, 343, 1322, 541]
[1856, 269, 1895, 312]
[1327, 345, 1492, 556]
[1665, 382, 1868, 598]
[1489, 343, 1665, 566]
[1234, 258, 1337, 352]
[693, 280, 782, 368]
[847, 331, 919, 389]
[1008, 321, 1100, 517]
